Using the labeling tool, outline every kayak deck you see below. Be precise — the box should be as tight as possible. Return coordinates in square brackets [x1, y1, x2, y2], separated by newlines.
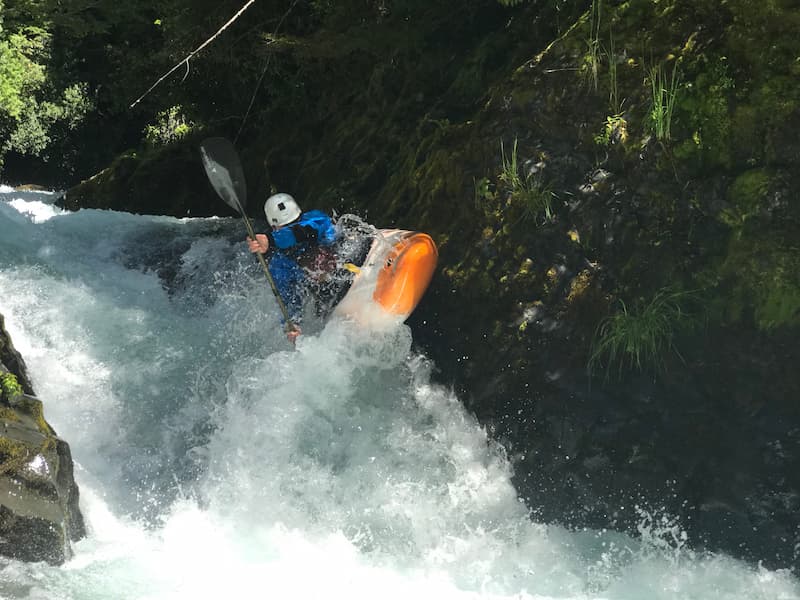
[332, 230, 437, 327]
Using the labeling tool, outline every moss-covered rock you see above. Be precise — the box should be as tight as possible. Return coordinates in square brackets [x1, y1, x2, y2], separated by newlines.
[0, 313, 85, 565]
[60, 133, 227, 218]
[0, 314, 33, 396]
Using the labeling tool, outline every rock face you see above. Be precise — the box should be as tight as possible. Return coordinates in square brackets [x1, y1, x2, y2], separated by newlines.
[0, 313, 85, 565]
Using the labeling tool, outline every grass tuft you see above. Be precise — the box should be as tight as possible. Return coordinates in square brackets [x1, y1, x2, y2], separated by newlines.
[589, 288, 694, 379]
[648, 61, 681, 141]
[500, 139, 554, 225]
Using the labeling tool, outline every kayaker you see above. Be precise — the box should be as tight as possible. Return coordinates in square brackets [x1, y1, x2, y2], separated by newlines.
[246, 192, 337, 343]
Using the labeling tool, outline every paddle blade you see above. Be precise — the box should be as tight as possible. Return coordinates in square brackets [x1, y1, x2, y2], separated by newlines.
[200, 137, 248, 213]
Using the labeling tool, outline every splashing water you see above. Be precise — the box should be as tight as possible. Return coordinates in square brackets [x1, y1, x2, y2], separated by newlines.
[0, 189, 798, 600]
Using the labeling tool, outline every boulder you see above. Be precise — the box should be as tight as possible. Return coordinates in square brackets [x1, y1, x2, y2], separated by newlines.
[0, 313, 85, 565]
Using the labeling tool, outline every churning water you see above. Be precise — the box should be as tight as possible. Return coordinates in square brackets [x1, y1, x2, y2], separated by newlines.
[0, 187, 798, 599]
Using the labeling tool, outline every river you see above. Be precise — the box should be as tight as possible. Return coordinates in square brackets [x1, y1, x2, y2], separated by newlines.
[0, 187, 797, 599]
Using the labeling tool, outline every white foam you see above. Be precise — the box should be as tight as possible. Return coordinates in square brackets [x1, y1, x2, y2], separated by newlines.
[0, 204, 798, 600]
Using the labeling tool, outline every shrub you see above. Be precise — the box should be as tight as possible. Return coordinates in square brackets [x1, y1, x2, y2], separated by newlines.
[144, 105, 194, 147]
[0, 373, 23, 401]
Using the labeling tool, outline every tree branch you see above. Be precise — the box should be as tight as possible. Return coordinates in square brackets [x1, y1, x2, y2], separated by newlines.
[129, 0, 257, 109]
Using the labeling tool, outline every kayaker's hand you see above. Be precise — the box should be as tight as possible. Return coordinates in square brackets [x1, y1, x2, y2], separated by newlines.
[287, 324, 302, 344]
[247, 234, 269, 254]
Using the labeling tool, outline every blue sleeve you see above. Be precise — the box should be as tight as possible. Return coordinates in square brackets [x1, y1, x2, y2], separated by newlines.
[267, 253, 306, 322]
[270, 211, 336, 250]
[304, 210, 337, 246]
[271, 226, 298, 250]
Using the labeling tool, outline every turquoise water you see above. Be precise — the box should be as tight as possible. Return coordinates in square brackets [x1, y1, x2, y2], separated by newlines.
[0, 188, 798, 599]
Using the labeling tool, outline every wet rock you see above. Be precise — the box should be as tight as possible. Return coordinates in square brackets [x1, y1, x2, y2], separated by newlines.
[60, 135, 225, 218]
[0, 314, 33, 396]
[0, 313, 85, 565]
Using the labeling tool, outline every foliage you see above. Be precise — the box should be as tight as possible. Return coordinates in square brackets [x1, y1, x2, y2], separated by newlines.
[648, 61, 681, 141]
[708, 228, 800, 331]
[473, 176, 494, 208]
[673, 57, 733, 168]
[589, 289, 694, 379]
[580, 0, 603, 91]
[499, 138, 524, 191]
[499, 139, 553, 225]
[0, 18, 93, 169]
[144, 105, 194, 148]
[0, 0, 230, 178]
[4, 84, 93, 155]
[594, 114, 628, 147]
[718, 169, 771, 228]
[0, 27, 47, 119]
[0, 372, 23, 401]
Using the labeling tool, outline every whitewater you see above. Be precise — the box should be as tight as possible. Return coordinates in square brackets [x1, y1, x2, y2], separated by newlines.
[0, 186, 797, 600]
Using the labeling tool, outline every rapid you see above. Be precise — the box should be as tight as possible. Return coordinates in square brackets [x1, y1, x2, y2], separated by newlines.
[0, 187, 797, 599]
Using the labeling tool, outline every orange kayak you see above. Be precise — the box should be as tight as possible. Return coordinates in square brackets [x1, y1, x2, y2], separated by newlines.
[332, 230, 437, 327]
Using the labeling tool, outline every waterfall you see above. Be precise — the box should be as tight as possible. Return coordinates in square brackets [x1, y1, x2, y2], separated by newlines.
[1, 188, 797, 599]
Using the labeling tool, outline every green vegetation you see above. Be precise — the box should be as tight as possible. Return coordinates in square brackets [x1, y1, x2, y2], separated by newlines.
[718, 169, 771, 229]
[648, 61, 681, 141]
[585, 0, 603, 91]
[0, 406, 21, 422]
[606, 32, 620, 115]
[594, 114, 628, 147]
[144, 105, 194, 148]
[0, 372, 23, 401]
[589, 289, 694, 379]
[673, 57, 733, 169]
[0, 436, 27, 465]
[0, 27, 46, 118]
[707, 230, 800, 331]
[499, 139, 554, 225]
[473, 176, 494, 209]
[0, 17, 93, 169]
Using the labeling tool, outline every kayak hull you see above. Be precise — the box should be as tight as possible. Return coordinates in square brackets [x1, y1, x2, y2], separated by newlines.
[332, 230, 437, 327]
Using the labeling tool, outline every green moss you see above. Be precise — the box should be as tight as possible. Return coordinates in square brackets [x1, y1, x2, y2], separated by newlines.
[718, 169, 771, 228]
[14, 396, 55, 437]
[705, 228, 800, 330]
[728, 169, 771, 206]
[759, 283, 800, 330]
[723, 1, 800, 165]
[0, 436, 28, 465]
[0, 407, 21, 422]
[448, 36, 503, 105]
[673, 56, 733, 169]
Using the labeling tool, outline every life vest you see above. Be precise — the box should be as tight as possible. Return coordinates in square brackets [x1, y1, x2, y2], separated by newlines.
[266, 210, 337, 322]
[269, 210, 336, 250]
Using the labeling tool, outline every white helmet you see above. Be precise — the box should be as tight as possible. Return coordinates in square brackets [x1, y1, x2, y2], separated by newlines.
[264, 193, 301, 226]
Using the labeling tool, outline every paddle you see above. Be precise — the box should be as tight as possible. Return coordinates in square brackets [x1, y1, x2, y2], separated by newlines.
[199, 137, 297, 334]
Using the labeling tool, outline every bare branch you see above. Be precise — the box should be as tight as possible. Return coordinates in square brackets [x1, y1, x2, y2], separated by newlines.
[129, 0, 257, 109]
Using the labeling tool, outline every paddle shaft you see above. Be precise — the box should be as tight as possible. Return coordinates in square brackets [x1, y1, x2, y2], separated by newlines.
[238, 210, 295, 331]
[199, 137, 296, 332]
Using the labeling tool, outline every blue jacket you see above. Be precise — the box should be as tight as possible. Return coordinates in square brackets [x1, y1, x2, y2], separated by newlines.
[266, 210, 336, 322]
